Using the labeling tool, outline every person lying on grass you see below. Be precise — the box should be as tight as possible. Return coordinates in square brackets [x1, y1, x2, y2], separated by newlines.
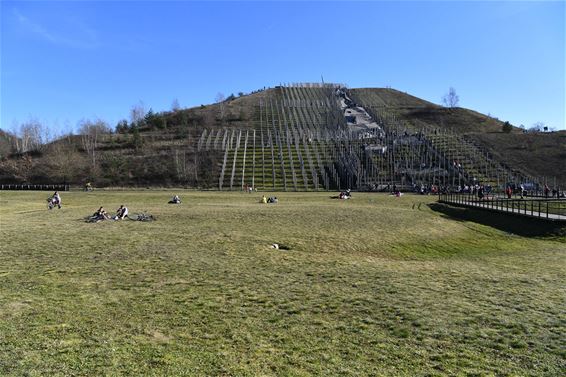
[339, 189, 352, 199]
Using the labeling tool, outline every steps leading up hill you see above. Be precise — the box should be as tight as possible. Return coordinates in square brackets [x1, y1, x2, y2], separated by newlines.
[2, 84, 561, 189]
[197, 84, 543, 191]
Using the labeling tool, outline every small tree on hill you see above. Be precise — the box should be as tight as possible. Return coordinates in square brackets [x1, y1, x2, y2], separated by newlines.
[171, 98, 180, 112]
[130, 101, 146, 128]
[116, 119, 129, 134]
[79, 119, 111, 174]
[131, 126, 143, 150]
[442, 87, 459, 108]
[12, 119, 45, 153]
[528, 121, 545, 133]
[215, 92, 226, 121]
[502, 121, 512, 133]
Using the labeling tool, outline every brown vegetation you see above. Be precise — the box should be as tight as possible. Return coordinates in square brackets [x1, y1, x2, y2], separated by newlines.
[0, 87, 563, 187]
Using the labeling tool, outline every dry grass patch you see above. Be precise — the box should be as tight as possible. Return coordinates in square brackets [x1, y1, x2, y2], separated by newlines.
[0, 190, 564, 376]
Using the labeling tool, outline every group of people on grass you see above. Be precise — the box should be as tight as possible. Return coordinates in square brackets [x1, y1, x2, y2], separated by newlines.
[49, 184, 563, 220]
[49, 192, 183, 220]
[90, 195, 182, 221]
[260, 195, 278, 204]
[91, 205, 129, 221]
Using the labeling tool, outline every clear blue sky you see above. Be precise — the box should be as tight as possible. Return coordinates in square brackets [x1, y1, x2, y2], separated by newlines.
[1, 0, 565, 135]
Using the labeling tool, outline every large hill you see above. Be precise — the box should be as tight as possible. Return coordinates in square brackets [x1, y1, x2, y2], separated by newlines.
[0, 85, 564, 189]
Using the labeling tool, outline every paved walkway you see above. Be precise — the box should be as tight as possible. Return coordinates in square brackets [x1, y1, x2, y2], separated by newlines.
[440, 198, 566, 222]
[338, 90, 382, 132]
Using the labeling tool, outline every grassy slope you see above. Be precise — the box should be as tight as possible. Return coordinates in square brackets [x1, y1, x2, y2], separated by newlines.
[351, 88, 510, 134]
[1, 191, 564, 376]
[350, 88, 436, 108]
[352, 88, 565, 185]
[472, 131, 566, 187]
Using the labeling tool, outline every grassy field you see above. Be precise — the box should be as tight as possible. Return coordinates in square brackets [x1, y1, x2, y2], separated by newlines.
[0, 190, 564, 376]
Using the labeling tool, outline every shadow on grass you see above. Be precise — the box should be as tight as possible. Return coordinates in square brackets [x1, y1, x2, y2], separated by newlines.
[429, 202, 566, 238]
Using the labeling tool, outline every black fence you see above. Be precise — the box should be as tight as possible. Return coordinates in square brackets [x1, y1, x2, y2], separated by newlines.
[0, 184, 70, 191]
[439, 193, 566, 221]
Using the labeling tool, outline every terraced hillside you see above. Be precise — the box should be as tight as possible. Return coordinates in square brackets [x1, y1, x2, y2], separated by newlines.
[0, 84, 563, 189]
[196, 84, 547, 191]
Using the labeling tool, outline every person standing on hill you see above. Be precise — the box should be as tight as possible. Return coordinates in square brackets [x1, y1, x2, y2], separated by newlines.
[478, 185, 484, 200]
[544, 184, 550, 198]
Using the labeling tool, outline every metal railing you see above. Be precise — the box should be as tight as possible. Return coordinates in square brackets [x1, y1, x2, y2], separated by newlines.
[439, 192, 566, 221]
[0, 184, 70, 191]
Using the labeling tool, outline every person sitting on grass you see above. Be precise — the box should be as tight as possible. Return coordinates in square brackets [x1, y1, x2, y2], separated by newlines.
[261, 195, 267, 204]
[114, 205, 128, 220]
[169, 195, 181, 204]
[92, 207, 109, 221]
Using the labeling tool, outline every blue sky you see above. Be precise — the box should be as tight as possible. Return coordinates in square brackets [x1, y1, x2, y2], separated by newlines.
[1, 0, 564, 135]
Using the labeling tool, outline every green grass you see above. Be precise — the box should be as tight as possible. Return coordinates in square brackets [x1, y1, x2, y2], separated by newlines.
[0, 191, 564, 376]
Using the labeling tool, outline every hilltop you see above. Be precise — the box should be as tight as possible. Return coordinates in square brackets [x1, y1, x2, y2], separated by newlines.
[0, 85, 564, 188]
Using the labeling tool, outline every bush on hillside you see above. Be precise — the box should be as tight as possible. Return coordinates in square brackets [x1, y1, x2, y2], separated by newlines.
[502, 121, 513, 133]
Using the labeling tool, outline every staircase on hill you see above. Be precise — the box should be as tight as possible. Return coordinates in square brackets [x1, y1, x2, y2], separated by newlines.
[195, 83, 537, 192]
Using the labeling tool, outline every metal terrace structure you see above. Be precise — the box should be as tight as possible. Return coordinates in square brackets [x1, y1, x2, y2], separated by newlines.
[194, 83, 556, 193]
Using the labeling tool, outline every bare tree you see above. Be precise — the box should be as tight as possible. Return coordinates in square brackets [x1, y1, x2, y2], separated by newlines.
[215, 92, 226, 121]
[79, 119, 111, 172]
[44, 138, 85, 182]
[529, 121, 545, 133]
[130, 101, 146, 127]
[171, 98, 180, 112]
[442, 87, 459, 108]
[11, 119, 45, 153]
[173, 148, 190, 182]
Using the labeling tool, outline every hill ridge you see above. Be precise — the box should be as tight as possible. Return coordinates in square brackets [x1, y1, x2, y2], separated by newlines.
[0, 84, 564, 189]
